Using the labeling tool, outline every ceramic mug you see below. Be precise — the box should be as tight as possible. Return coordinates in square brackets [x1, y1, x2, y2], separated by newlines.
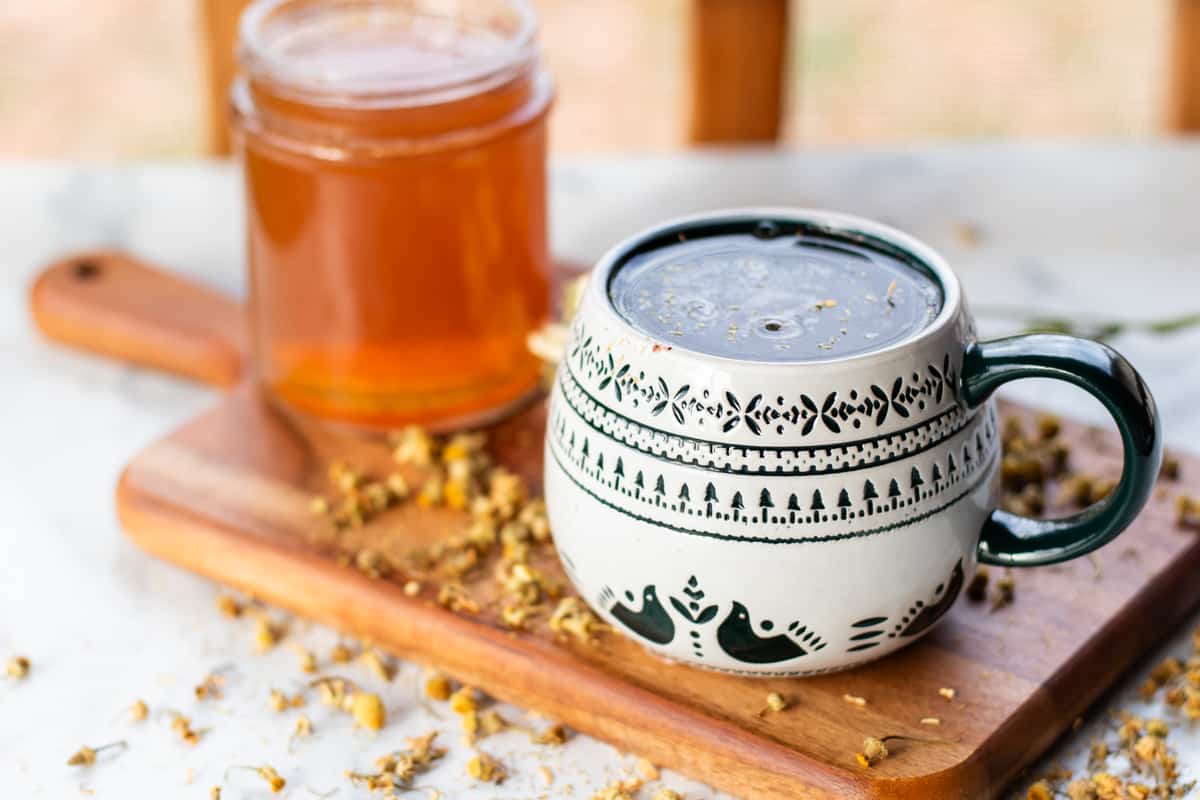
[544, 208, 1161, 676]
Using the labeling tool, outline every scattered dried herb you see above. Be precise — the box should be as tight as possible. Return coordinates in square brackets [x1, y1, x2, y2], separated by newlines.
[855, 737, 889, 768]
[466, 752, 506, 784]
[966, 567, 989, 602]
[67, 741, 127, 767]
[226, 765, 286, 794]
[5, 656, 30, 680]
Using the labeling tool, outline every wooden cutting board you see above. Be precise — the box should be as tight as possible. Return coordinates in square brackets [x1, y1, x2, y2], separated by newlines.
[31, 251, 1200, 800]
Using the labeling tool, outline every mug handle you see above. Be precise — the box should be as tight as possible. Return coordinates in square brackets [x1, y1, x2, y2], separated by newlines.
[960, 334, 1162, 567]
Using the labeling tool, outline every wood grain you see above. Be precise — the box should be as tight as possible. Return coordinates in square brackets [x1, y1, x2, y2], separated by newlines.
[1169, 0, 1200, 132]
[29, 251, 246, 387]
[687, 0, 791, 144]
[116, 387, 1200, 799]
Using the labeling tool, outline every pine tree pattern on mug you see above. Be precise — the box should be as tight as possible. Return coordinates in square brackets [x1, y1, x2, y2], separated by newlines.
[549, 404, 997, 543]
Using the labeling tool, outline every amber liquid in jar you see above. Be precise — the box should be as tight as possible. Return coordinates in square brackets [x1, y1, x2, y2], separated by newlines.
[233, 0, 553, 430]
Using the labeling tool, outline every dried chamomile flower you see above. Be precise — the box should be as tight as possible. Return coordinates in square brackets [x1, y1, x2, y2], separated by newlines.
[1025, 781, 1053, 800]
[5, 655, 30, 680]
[226, 765, 286, 794]
[843, 694, 867, 707]
[67, 740, 127, 767]
[1034, 412, 1060, 440]
[254, 617, 282, 652]
[533, 722, 569, 745]
[194, 670, 227, 701]
[593, 778, 644, 800]
[652, 791, 683, 800]
[349, 691, 386, 730]
[488, 468, 526, 519]
[403, 580, 422, 597]
[293, 647, 317, 674]
[354, 548, 392, 580]
[216, 594, 243, 618]
[938, 687, 957, 700]
[990, 575, 1015, 611]
[764, 692, 788, 713]
[360, 481, 392, 513]
[449, 685, 477, 714]
[1133, 733, 1167, 766]
[437, 582, 480, 615]
[1151, 656, 1183, 685]
[268, 688, 305, 712]
[1176, 494, 1200, 530]
[360, 648, 395, 682]
[406, 731, 447, 765]
[480, 709, 507, 736]
[416, 471, 446, 508]
[466, 752, 506, 784]
[855, 736, 888, 768]
[549, 597, 605, 642]
[312, 676, 349, 707]
[1063, 778, 1095, 800]
[291, 714, 314, 738]
[393, 426, 437, 466]
[1092, 774, 1124, 797]
[1089, 478, 1117, 504]
[128, 699, 149, 721]
[329, 641, 356, 664]
[345, 770, 395, 792]
[966, 566, 989, 602]
[501, 603, 537, 630]
[167, 712, 204, 745]
[328, 460, 363, 493]
[385, 471, 411, 500]
[1162, 454, 1181, 481]
[1058, 474, 1099, 508]
[424, 673, 452, 701]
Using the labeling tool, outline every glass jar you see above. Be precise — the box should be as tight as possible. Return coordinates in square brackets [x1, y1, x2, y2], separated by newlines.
[232, 0, 553, 431]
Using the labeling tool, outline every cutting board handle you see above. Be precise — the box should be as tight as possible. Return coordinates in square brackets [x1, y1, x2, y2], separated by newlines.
[29, 251, 248, 388]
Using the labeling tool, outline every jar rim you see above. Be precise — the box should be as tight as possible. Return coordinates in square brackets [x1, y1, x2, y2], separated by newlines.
[237, 0, 540, 109]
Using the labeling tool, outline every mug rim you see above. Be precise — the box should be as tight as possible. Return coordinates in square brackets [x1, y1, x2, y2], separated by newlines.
[587, 207, 964, 369]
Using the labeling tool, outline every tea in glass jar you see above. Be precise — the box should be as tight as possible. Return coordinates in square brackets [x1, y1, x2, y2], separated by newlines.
[232, 0, 553, 430]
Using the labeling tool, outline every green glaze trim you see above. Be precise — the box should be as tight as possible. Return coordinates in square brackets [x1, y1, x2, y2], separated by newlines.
[961, 334, 1162, 567]
[548, 438, 998, 545]
[560, 362, 976, 476]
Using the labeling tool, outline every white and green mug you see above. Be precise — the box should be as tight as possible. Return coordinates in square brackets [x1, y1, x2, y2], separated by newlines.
[544, 208, 1161, 676]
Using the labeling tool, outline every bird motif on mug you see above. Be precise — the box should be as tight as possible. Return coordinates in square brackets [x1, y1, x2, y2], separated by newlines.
[716, 602, 827, 664]
[603, 585, 676, 645]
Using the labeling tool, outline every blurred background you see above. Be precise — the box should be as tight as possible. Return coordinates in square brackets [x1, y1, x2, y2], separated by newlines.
[0, 0, 1181, 157]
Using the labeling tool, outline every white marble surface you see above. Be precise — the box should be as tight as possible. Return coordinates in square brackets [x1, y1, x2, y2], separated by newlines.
[3, 142, 1200, 798]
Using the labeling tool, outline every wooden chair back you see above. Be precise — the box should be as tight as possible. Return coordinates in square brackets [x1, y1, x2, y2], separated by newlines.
[198, 0, 1200, 156]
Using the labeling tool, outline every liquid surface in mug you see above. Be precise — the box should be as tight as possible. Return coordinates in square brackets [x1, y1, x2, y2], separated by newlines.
[608, 229, 942, 361]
